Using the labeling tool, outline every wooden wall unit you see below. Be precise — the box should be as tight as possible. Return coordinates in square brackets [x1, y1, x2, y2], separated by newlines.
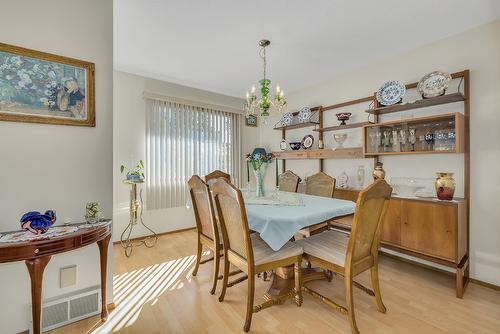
[273, 96, 374, 173]
[277, 69, 470, 298]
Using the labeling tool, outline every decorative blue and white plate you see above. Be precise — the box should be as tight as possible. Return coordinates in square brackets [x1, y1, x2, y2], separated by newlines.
[417, 71, 451, 98]
[297, 107, 312, 123]
[376, 81, 406, 106]
[280, 112, 293, 126]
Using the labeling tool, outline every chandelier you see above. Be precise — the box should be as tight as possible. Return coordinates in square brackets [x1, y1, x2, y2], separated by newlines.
[244, 39, 286, 121]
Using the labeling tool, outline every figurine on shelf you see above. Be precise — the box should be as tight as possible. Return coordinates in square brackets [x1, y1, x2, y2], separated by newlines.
[20, 210, 56, 234]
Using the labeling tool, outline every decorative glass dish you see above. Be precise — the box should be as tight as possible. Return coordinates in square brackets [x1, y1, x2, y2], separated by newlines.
[390, 177, 435, 198]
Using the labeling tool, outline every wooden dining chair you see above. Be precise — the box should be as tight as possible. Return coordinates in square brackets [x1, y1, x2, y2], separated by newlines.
[305, 171, 336, 197]
[205, 169, 230, 186]
[188, 175, 224, 295]
[279, 170, 301, 192]
[297, 179, 392, 334]
[189, 175, 245, 295]
[210, 178, 303, 332]
[297, 172, 337, 237]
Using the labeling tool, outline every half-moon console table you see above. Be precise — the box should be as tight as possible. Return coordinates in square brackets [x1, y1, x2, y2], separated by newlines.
[0, 221, 112, 334]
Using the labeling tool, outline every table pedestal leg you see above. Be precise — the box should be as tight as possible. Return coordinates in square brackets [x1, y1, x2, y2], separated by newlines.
[97, 234, 111, 321]
[26, 256, 51, 334]
[264, 265, 328, 301]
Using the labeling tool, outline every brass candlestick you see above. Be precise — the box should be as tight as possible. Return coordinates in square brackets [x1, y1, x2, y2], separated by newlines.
[120, 179, 158, 257]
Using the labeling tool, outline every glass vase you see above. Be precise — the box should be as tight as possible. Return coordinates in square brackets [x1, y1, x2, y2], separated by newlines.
[253, 164, 268, 197]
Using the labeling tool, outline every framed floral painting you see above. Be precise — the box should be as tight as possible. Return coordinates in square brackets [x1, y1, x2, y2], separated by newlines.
[0, 43, 95, 126]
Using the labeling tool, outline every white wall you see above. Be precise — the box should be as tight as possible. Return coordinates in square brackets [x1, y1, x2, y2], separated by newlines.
[0, 1, 113, 333]
[113, 71, 254, 240]
[259, 20, 500, 286]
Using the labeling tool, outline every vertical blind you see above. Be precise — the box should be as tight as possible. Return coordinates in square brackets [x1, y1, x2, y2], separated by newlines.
[145, 97, 241, 210]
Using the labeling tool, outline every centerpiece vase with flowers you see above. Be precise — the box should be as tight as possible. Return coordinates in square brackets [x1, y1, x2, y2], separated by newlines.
[246, 148, 274, 197]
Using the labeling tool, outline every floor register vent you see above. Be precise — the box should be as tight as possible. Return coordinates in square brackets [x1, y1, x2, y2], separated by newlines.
[32, 286, 101, 333]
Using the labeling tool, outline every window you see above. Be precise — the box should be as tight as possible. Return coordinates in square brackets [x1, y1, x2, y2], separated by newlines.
[145, 97, 241, 209]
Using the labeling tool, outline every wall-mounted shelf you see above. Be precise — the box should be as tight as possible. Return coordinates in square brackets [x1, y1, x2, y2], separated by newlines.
[273, 121, 319, 131]
[313, 121, 374, 132]
[273, 147, 364, 160]
[365, 92, 465, 115]
[274, 108, 320, 130]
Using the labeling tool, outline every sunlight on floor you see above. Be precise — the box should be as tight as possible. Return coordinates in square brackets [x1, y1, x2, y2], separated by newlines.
[92, 251, 209, 333]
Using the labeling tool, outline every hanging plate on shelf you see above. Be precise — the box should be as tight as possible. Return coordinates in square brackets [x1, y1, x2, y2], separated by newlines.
[417, 71, 452, 98]
[297, 107, 312, 123]
[280, 112, 293, 126]
[376, 80, 406, 106]
[301, 134, 314, 149]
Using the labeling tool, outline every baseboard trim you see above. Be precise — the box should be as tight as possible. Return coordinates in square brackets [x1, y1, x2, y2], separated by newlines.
[470, 278, 500, 292]
[113, 227, 195, 244]
[381, 252, 500, 292]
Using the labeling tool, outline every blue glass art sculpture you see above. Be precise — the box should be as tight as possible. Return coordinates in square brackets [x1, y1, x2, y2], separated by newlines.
[20, 210, 57, 234]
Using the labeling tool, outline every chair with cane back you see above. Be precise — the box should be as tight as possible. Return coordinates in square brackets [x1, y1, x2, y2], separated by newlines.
[297, 172, 337, 237]
[297, 179, 393, 334]
[205, 170, 231, 186]
[210, 178, 303, 332]
[189, 175, 245, 295]
[279, 170, 301, 193]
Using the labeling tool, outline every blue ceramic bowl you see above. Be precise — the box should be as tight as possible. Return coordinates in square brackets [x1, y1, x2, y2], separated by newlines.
[289, 142, 302, 150]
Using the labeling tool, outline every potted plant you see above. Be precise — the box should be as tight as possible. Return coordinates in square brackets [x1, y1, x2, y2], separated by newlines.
[120, 160, 145, 181]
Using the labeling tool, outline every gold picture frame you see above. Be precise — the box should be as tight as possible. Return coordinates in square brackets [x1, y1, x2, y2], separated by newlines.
[0, 42, 95, 127]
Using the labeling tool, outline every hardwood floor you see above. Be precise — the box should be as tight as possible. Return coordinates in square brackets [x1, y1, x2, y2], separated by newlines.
[49, 230, 500, 334]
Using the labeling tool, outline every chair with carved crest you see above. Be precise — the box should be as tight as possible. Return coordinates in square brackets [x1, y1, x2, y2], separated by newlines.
[279, 170, 301, 192]
[297, 179, 393, 334]
[210, 178, 303, 332]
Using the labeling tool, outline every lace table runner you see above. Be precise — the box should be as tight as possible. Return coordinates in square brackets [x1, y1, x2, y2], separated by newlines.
[244, 191, 304, 206]
[0, 226, 79, 243]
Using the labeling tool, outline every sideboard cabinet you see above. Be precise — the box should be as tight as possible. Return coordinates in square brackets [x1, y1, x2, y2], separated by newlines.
[334, 188, 469, 298]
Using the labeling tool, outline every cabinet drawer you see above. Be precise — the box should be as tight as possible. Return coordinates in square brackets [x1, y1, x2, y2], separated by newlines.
[401, 201, 456, 261]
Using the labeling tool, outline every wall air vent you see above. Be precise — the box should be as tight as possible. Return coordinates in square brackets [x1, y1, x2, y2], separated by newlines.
[31, 286, 101, 333]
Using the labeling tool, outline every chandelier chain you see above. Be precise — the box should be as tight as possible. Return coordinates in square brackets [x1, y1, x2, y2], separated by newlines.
[260, 46, 267, 80]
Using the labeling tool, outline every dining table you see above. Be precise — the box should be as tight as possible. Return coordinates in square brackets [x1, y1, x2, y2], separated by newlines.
[243, 190, 356, 302]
